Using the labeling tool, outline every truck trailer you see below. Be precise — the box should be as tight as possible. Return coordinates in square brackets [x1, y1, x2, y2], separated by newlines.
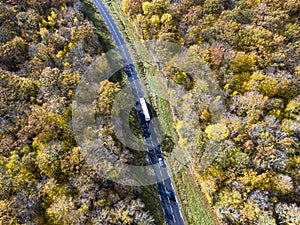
[139, 97, 150, 121]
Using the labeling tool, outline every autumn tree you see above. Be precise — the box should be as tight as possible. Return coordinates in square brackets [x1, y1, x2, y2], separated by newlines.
[121, 0, 143, 20]
[0, 36, 28, 71]
[95, 80, 121, 116]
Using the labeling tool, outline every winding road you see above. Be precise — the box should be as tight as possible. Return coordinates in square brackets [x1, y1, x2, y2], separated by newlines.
[91, 1, 185, 224]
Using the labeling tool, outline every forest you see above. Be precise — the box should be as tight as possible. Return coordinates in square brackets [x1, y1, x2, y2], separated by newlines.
[120, 0, 300, 224]
[0, 0, 155, 224]
[1, 0, 300, 224]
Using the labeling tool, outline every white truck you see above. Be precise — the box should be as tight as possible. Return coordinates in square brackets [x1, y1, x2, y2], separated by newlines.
[139, 97, 150, 121]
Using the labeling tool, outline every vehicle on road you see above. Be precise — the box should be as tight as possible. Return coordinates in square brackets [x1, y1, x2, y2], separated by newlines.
[139, 97, 150, 121]
[158, 157, 166, 167]
[124, 64, 134, 77]
[142, 127, 151, 138]
[167, 190, 176, 201]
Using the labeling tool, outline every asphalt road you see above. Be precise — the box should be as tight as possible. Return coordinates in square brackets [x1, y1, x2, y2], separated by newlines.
[92, 1, 185, 224]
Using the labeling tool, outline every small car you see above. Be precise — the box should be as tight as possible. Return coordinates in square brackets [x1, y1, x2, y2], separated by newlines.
[158, 157, 166, 167]
[166, 190, 176, 201]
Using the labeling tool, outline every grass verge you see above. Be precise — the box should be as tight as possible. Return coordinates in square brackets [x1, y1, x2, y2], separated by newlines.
[139, 185, 167, 225]
[171, 165, 219, 225]
[81, 0, 115, 52]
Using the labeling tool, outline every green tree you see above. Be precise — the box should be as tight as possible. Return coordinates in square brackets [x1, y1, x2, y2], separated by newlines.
[259, 76, 278, 97]
[230, 52, 257, 74]
[230, 149, 250, 170]
[203, 0, 223, 15]
[36, 141, 64, 178]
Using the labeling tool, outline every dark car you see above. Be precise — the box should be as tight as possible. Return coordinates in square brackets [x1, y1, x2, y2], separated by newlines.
[124, 64, 134, 77]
